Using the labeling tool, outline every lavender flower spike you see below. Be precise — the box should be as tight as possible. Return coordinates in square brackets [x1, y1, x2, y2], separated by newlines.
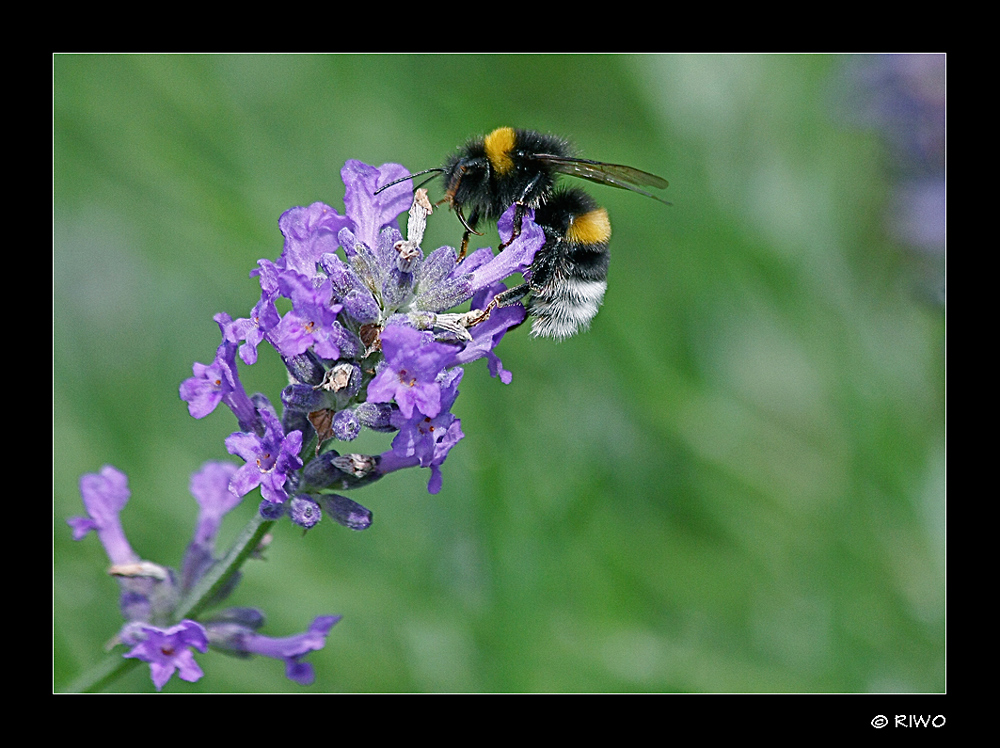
[65, 151, 568, 691]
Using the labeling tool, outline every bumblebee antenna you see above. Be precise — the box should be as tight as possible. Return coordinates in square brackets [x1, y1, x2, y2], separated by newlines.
[374, 167, 446, 196]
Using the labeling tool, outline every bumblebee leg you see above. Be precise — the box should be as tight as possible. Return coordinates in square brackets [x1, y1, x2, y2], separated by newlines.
[491, 282, 532, 333]
[456, 207, 482, 261]
[471, 282, 529, 333]
[492, 282, 530, 307]
[497, 203, 528, 251]
[498, 170, 545, 250]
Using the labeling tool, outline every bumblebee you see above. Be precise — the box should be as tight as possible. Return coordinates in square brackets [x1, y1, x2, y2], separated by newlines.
[377, 126, 669, 338]
[494, 187, 612, 339]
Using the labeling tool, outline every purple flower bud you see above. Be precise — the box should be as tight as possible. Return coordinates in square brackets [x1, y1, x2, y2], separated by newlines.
[288, 494, 322, 529]
[415, 245, 457, 289]
[332, 409, 361, 441]
[282, 383, 328, 413]
[327, 321, 364, 359]
[282, 350, 328, 386]
[412, 274, 475, 313]
[355, 401, 397, 432]
[317, 494, 372, 531]
[204, 606, 266, 630]
[259, 499, 286, 520]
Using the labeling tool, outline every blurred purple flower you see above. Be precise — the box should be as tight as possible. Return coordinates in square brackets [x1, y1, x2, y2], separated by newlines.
[121, 620, 209, 691]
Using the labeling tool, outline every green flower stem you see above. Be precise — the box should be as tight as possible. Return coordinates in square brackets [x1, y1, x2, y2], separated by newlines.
[59, 510, 274, 693]
[173, 512, 275, 622]
[61, 647, 140, 694]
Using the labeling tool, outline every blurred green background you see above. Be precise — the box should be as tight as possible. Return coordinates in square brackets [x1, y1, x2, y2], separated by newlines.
[54, 54, 944, 693]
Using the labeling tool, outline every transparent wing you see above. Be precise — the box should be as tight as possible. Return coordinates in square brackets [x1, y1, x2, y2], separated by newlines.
[531, 154, 671, 203]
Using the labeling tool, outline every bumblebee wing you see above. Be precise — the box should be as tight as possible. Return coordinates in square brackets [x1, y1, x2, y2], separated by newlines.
[531, 155, 671, 204]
